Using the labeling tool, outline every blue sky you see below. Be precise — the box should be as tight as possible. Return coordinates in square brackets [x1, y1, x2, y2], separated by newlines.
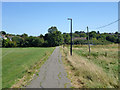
[2, 2, 118, 36]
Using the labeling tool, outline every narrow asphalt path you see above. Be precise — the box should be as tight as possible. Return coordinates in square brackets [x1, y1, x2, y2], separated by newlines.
[25, 47, 71, 88]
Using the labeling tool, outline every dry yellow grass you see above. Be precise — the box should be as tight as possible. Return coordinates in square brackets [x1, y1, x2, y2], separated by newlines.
[60, 44, 118, 88]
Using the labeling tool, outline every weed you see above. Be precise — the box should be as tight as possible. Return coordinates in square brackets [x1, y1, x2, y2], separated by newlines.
[58, 72, 61, 79]
[74, 70, 80, 76]
[36, 73, 39, 76]
[64, 83, 69, 88]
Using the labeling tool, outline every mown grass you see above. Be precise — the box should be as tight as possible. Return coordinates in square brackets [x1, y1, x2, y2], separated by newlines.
[60, 44, 118, 88]
[2, 47, 54, 88]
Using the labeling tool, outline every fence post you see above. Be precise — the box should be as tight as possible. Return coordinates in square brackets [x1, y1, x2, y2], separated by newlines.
[87, 26, 90, 56]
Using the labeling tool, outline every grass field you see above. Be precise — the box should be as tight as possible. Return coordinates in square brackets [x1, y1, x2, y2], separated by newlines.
[61, 44, 118, 88]
[2, 47, 54, 88]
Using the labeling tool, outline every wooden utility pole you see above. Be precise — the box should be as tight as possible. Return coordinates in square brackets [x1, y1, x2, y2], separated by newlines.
[87, 26, 90, 56]
[68, 18, 72, 56]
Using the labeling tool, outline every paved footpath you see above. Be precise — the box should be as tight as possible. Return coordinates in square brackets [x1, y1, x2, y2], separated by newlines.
[25, 47, 71, 88]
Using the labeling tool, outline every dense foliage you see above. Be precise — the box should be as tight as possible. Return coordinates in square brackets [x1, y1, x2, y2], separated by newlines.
[0, 26, 119, 47]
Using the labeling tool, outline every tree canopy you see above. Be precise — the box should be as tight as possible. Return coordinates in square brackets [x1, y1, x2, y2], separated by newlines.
[0, 28, 119, 47]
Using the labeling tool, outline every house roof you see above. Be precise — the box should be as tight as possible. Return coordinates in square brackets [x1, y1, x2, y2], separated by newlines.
[73, 37, 86, 40]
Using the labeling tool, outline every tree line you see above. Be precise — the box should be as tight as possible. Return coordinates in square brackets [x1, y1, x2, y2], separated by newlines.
[73, 31, 120, 45]
[0, 26, 119, 47]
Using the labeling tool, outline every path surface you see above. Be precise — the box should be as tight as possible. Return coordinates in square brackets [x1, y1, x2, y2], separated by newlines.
[26, 47, 71, 88]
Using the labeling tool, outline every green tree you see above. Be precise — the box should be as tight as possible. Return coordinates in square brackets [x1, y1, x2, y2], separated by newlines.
[0, 31, 6, 35]
[79, 33, 87, 37]
[75, 31, 79, 34]
[89, 31, 97, 39]
[48, 26, 58, 33]
[21, 33, 28, 39]
[73, 33, 79, 37]
[115, 32, 118, 35]
[106, 35, 117, 43]
[8, 41, 17, 47]
[2, 39, 16, 47]
[23, 36, 45, 47]
[2, 39, 9, 47]
[97, 31, 100, 34]
[46, 26, 64, 47]
[63, 33, 70, 44]
[39, 34, 44, 38]
[74, 39, 87, 45]
[33, 37, 44, 47]
[12, 36, 23, 47]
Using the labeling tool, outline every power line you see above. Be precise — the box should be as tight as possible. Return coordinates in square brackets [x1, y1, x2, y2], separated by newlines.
[75, 19, 119, 32]
[95, 19, 120, 29]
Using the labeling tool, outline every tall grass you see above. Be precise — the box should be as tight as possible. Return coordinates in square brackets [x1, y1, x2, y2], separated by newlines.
[61, 44, 118, 88]
[73, 44, 118, 76]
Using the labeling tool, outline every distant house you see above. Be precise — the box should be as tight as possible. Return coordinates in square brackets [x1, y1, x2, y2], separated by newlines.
[108, 33, 115, 35]
[7, 36, 13, 41]
[0, 35, 7, 40]
[73, 37, 87, 40]
[0, 34, 14, 41]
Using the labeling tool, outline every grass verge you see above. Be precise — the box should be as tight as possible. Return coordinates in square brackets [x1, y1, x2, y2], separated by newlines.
[2, 47, 55, 88]
[60, 44, 118, 88]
